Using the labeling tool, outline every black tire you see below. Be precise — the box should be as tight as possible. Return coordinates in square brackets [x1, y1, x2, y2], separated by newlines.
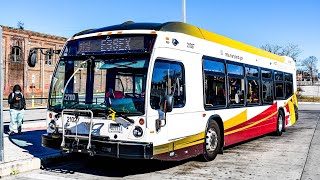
[202, 120, 221, 161]
[275, 110, 285, 136]
[294, 105, 299, 121]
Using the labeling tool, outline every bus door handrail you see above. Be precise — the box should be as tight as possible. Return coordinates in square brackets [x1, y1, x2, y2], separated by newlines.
[61, 109, 94, 151]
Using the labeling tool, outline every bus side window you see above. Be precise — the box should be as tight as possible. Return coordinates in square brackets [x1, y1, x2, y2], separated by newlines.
[204, 75, 226, 107]
[229, 78, 245, 105]
[261, 69, 273, 104]
[227, 63, 245, 106]
[203, 58, 226, 108]
[150, 60, 185, 109]
[274, 71, 284, 99]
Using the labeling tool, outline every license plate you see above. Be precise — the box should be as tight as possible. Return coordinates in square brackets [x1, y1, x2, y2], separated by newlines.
[109, 123, 122, 133]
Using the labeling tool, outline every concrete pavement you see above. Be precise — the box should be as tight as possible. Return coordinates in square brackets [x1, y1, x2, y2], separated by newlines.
[1, 104, 319, 179]
[0, 108, 63, 177]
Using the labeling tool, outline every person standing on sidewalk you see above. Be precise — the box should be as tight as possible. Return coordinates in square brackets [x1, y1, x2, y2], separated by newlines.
[8, 84, 26, 136]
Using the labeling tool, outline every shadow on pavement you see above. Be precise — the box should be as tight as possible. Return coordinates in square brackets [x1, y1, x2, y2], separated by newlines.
[5, 125, 61, 158]
[4, 124, 195, 177]
[41, 154, 194, 177]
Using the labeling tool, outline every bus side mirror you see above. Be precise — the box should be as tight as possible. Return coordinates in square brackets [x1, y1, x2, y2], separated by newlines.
[160, 95, 174, 113]
[28, 49, 38, 67]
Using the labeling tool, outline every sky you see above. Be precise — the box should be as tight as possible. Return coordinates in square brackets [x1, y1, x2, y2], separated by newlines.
[1, 0, 319, 68]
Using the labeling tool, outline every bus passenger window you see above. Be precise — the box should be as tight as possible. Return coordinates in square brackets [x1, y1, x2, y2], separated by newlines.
[275, 82, 284, 98]
[150, 60, 185, 109]
[204, 76, 226, 107]
[229, 78, 245, 105]
[247, 79, 260, 104]
[285, 82, 293, 98]
[203, 58, 226, 108]
[262, 81, 273, 104]
[285, 73, 293, 98]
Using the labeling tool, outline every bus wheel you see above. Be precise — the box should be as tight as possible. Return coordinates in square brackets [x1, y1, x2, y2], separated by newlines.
[203, 121, 221, 161]
[294, 105, 299, 121]
[275, 110, 285, 136]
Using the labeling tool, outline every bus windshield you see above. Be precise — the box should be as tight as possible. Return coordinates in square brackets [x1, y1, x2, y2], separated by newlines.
[49, 56, 150, 116]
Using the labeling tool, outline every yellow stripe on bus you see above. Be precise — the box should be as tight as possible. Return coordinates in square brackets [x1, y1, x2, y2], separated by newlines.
[200, 28, 285, 63]
[224, 110, 247, 130]
[153, 131, 205, 155]
[160, 22, 285, 63]
[225, 111, 277, 136]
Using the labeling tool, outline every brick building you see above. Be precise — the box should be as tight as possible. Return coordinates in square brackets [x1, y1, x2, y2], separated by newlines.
[1, 25, 67, 98]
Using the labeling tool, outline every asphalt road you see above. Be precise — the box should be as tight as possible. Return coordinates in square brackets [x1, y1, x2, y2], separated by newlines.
[3, 104, 320, 180]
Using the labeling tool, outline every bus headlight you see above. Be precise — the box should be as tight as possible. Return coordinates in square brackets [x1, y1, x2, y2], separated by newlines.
[133, 126, 143, 138]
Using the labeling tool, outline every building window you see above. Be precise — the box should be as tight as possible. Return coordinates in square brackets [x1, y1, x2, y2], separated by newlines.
[11, 46, 22, 63]
[45, 54, 53, 65]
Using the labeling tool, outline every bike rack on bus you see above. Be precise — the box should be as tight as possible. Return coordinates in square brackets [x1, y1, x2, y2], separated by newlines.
[61, 109, 94, 154]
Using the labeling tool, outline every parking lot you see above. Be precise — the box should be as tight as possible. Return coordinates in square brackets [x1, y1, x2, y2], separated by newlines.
[4, 104, 320, 180]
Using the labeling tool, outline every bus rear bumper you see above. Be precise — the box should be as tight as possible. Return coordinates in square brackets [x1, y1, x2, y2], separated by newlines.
[42, 134, 153, 159]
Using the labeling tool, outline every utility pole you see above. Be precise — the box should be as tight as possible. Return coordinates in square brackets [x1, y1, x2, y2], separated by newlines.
[0, 25, 4, 162]
[182, 0, 186, 23]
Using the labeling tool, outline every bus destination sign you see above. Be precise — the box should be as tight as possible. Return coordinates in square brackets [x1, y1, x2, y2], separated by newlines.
[77, 36, 145, 54]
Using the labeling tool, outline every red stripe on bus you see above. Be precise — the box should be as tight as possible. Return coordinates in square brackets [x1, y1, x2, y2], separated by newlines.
[224, 102, 277, 133]
[224, 112, 278, 146]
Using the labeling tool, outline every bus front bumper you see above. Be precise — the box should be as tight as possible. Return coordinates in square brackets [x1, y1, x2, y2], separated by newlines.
[42, 134, 153, 159]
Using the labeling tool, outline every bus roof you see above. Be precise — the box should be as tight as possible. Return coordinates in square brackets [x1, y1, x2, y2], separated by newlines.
[74, 22, 285, 63]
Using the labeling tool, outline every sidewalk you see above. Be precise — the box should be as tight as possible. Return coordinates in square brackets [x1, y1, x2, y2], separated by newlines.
[0, 125, 64, 177]
[2, 107, 47, 123]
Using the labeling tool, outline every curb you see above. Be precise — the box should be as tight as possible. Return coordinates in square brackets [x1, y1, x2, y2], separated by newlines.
[0, 157, 40, 177]
[298, 102, 320, 105]
[0, 152, 64, 178]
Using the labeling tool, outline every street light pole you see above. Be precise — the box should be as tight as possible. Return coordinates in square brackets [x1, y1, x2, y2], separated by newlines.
[182, 0, 186, 23]
[0, 25, 4, 162]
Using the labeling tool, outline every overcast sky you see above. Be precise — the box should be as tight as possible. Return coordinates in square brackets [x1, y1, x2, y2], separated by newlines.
[1, 0, 319, 68]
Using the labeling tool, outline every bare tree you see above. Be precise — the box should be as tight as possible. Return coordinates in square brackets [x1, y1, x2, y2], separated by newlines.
[261, 43, 302, 62]
[302, 56, 318, 85]
[17, 21, 24, 30]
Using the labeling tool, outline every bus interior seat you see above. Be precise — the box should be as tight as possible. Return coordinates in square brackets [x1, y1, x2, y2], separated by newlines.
[114, 91, 124, 99]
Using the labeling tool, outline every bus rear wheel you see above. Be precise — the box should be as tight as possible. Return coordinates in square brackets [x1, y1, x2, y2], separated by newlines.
[275, 110, 285, 136]
[202, 121, 221, 161]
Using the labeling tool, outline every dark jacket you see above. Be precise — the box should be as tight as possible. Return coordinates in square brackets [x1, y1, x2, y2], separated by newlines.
[8, 85, 26, 110]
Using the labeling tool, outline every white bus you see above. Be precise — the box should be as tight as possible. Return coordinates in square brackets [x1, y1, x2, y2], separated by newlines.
[35, 22, 298, 161]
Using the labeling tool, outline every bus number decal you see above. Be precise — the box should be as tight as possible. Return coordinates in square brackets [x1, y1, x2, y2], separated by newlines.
[64, 93, 79, 102]
[67, 116, 79, 123]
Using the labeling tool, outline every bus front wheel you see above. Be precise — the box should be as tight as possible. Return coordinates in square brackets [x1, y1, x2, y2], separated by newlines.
[202, 120, 221, 161]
